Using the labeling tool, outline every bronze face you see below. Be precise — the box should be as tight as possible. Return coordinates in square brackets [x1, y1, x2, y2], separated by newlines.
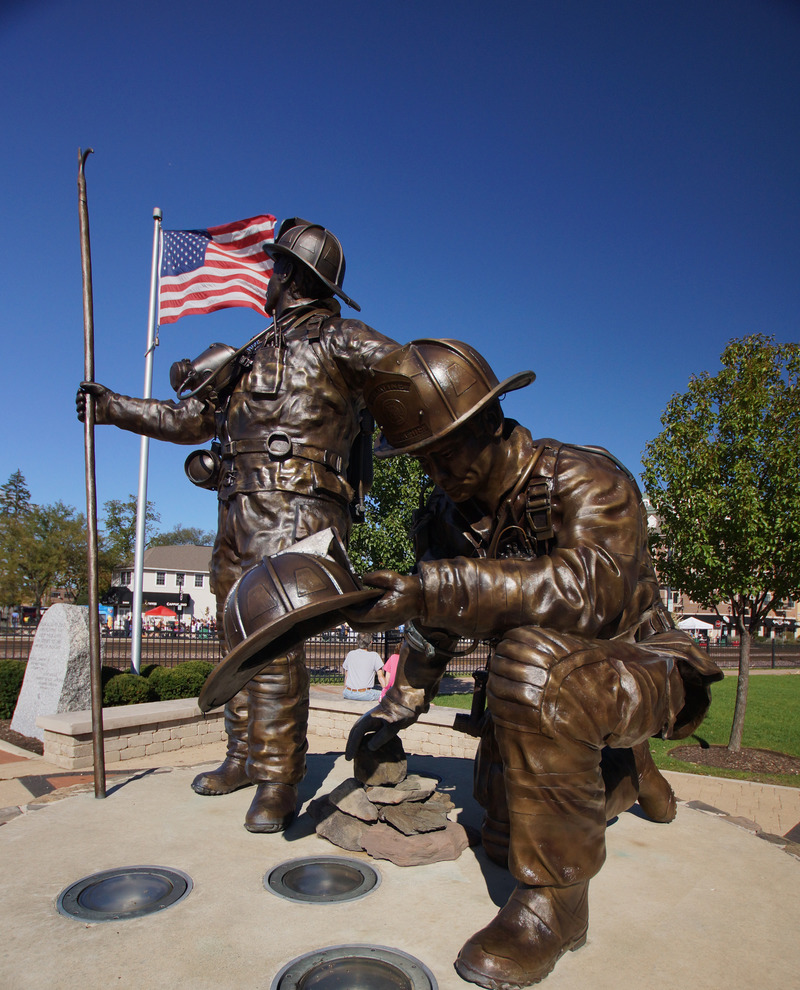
[415, 422, 499, 505]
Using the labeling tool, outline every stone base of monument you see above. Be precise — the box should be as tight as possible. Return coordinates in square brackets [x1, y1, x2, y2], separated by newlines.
[308, 736, 480, 866]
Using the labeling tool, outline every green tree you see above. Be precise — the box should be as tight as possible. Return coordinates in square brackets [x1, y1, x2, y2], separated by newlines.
[149, 524, 215, 547]
[101, 495, 160, 564]
[0, 470, 31, 517]
[349, 438, 430, 575]
[1, 499, 87, 614]
[0, 471, 33, 606]
[642, 335, 800, 752]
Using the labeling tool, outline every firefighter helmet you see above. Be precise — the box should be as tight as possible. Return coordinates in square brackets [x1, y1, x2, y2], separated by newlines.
[263, 219, 360, 311]
[366, 338, 535, 458]
[198, 549, 378, 711]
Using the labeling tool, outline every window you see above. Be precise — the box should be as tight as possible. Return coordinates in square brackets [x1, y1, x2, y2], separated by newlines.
[156, 572, 165, 586]
[194, 574, 204, 588]
[176, 573, 185, 586]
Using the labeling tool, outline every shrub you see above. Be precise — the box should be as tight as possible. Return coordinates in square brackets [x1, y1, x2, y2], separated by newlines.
[102, 665, 123, 689]
[0, 659, 26, 718]
[153, 661, 214, 701]
[103, 672, 154, 707]
[143, 663, 169, 689]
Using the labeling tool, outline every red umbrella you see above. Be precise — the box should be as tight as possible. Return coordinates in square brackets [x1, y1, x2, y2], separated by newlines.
[144, 605, 177, 617]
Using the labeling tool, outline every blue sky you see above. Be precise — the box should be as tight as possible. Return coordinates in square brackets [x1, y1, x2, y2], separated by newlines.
[1, 0, 798, 535]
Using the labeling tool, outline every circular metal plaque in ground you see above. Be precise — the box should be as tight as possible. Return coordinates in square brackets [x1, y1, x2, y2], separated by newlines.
[265, 856, 380, 904]
[271, 944, 438, 990]
[56, 866, 192, 922]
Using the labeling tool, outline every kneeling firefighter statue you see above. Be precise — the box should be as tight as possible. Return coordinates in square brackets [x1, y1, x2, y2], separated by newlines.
[337, 339, 724, 988]
[77, 218, 398, 832]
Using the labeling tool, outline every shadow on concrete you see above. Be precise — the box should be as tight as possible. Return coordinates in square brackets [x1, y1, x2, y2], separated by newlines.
[405, 752, 517, 908]
[282, 750, 344, 843]
[106, 767, 161, 797]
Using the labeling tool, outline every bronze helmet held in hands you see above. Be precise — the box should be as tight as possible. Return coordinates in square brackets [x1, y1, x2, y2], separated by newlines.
[198, 550, 378, 711]
[365, 338, 535, 458]
[263, 219, 360, 311]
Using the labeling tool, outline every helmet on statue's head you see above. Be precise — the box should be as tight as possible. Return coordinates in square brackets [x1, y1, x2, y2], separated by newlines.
[366, 338, 535, 458]
[263, 217, 360, 311]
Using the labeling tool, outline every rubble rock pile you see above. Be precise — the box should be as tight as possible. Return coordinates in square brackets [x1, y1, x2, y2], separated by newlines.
[308, 737, 478, 867]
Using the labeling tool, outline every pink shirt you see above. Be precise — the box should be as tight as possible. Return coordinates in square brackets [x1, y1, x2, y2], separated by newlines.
[381, 653, 400, 698]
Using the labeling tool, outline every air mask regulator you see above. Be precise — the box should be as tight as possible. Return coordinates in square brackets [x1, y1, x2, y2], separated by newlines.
[169, 342, 240, 400]
[169, 343, 239, 491]
[171, 325, 275, 491]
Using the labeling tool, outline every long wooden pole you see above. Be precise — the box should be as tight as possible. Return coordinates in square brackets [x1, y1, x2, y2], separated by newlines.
[77, 147, 106, 798]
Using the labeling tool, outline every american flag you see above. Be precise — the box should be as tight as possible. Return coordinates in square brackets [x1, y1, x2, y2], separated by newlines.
[158, 215, 277, 324]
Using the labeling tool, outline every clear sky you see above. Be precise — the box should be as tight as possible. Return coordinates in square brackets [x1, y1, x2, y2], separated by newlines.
[1, 0, 798, 535]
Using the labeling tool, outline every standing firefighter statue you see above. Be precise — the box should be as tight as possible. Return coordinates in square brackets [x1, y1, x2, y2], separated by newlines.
[77, 219, 397, 832]
[344, 339, 723, 989]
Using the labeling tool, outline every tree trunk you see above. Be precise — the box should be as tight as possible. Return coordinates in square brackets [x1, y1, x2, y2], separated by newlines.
[727, 622, 751, 752]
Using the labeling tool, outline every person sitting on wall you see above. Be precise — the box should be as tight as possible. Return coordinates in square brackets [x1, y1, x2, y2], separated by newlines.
[380, 650, 400, 698]
[342, 633, 386, 701]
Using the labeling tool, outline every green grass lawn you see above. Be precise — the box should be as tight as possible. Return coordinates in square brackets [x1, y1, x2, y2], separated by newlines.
[435, 673, 800, 788]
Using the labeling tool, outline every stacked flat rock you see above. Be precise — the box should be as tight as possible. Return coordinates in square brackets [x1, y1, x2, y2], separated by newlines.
[308, 737, 478, 867]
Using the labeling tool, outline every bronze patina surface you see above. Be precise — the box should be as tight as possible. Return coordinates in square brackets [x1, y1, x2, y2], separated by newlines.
[343, 338, 723, 989]
[77, 218, 396, 833]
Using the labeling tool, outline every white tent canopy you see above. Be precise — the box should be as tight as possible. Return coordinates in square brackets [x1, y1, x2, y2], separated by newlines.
[678, 616, 714, 631]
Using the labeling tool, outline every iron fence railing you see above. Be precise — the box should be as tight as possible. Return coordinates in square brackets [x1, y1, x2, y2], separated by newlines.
[2, 622, 798, 683]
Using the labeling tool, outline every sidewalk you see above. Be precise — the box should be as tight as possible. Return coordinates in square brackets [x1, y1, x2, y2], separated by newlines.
[0, 730, 798, 990]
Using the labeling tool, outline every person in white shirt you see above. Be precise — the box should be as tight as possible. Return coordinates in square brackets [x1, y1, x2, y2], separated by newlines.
[342, 634, 386, 701]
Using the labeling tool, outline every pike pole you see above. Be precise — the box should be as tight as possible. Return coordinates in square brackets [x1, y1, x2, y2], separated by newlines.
[77, 147, 106, 798]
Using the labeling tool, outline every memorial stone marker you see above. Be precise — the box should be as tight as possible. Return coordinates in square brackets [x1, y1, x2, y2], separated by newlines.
[11, 604, 95, 741]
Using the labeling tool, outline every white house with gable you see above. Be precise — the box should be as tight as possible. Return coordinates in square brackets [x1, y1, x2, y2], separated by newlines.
[105, 544, 216, 628]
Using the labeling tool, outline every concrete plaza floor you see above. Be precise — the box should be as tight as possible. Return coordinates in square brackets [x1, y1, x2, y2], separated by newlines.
[1, 722, 799, 990]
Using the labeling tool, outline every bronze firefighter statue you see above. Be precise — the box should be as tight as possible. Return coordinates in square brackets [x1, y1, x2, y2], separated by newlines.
[344, 338, 723, 989]
[77, 218, 397, 833]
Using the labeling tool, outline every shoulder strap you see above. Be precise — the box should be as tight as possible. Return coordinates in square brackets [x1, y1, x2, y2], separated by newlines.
[487, 442, 550, 558]
[523, 441, 561, 554]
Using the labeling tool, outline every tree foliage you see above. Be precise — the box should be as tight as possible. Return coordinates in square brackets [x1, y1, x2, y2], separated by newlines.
[101, 495, 160, 563]
[0, 474, 218, 612]
[348, 438, 430, 575]
[0, 470, 31, 517]
[642, 334, 800, 751]
[0, 487, 87, 612]
[149, 524, 215, 547]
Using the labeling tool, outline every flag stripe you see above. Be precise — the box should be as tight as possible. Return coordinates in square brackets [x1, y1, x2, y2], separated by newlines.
[158, 214, 276, 325]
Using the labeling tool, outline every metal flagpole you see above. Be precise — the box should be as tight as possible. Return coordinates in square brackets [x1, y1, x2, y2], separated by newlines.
[77, 148, 106, 798]
[130, 208, 162, 675]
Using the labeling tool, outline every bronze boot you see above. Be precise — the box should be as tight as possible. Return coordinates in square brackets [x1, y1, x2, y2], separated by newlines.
[191, 689, 252, 796]
[633, 741, 677, 822]
[455, 882, 589, 990]
[242, 653, 309, 833]
[244, 782, 299, 833]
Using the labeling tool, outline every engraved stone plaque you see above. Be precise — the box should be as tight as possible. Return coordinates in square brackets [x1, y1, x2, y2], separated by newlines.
[11, 604, 96, 741]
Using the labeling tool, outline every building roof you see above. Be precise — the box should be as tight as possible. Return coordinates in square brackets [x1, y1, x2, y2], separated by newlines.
[119, 544, 213, 571]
